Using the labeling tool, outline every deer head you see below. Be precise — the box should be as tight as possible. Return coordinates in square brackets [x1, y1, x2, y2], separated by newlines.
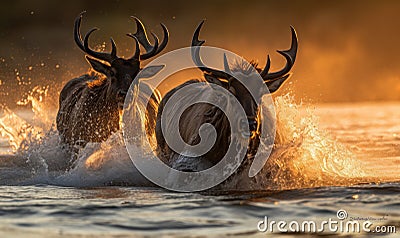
[191, 20, 297, 144]
[74, 12, 168, 107]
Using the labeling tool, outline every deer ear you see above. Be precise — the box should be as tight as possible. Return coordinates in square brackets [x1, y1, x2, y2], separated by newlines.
[265, 74, 290, 94]
[138, 65, 165, 79]
[85, 56, 112, 75]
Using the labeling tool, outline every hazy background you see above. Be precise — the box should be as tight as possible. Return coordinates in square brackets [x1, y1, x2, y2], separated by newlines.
[1, 0, 400, 108]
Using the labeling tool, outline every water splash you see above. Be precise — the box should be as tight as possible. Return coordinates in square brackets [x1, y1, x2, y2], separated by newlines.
[265, 94, 366, 189]
[17, 85, 55, 130]
[0, 85, 55, 153]
[0, 106, 41, 153]
[216, 94, 366, 191]
[0, 85, 367, 190]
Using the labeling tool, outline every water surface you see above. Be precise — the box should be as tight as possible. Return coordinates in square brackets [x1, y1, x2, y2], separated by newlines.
[0, 99, 399, 237]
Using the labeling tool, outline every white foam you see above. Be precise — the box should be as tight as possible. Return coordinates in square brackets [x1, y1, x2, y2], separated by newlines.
[0, 87, 366, 190]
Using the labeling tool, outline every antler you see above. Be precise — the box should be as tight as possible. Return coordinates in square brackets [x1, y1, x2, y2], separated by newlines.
[260, 26, 298, 81]
[191, 20, 231, 80]
[191, 21, 297, 92]
[74, 12, 118, 63]
[127, 17, 169, 60]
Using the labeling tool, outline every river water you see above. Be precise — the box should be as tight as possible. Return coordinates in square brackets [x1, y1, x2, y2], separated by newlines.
[0, 95, 399, 237]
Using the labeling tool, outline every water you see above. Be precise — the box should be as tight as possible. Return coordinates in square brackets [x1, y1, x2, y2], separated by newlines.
[0, 90, 399, 236]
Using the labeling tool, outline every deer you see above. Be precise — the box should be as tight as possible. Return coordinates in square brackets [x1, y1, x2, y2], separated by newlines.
[155, 21, 297, 172]
[56, 12, 168, 148]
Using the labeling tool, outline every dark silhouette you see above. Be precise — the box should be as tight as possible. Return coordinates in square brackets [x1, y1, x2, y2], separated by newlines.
[155, 21, 297, 171]
[56, 12, 167, 146]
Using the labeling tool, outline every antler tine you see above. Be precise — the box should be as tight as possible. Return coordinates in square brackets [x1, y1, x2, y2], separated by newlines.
[110, 37, 117, 59]
[74, 12, 86, 52]
[132, 17, 153, 52]
[155, 23, 169, 55]
[74, 12, 118, 63]
[260, 55, 271, 78]
[263, 26, 298, 80]
[131, 17, 168, 60]
[191, 20, 230, 79]
[191, 20, 206, 68]
[126, 34, 140, 60]
[83, 28, 118, 63]
[192, 20, 206, 47]
[139, 32, 159, 60]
